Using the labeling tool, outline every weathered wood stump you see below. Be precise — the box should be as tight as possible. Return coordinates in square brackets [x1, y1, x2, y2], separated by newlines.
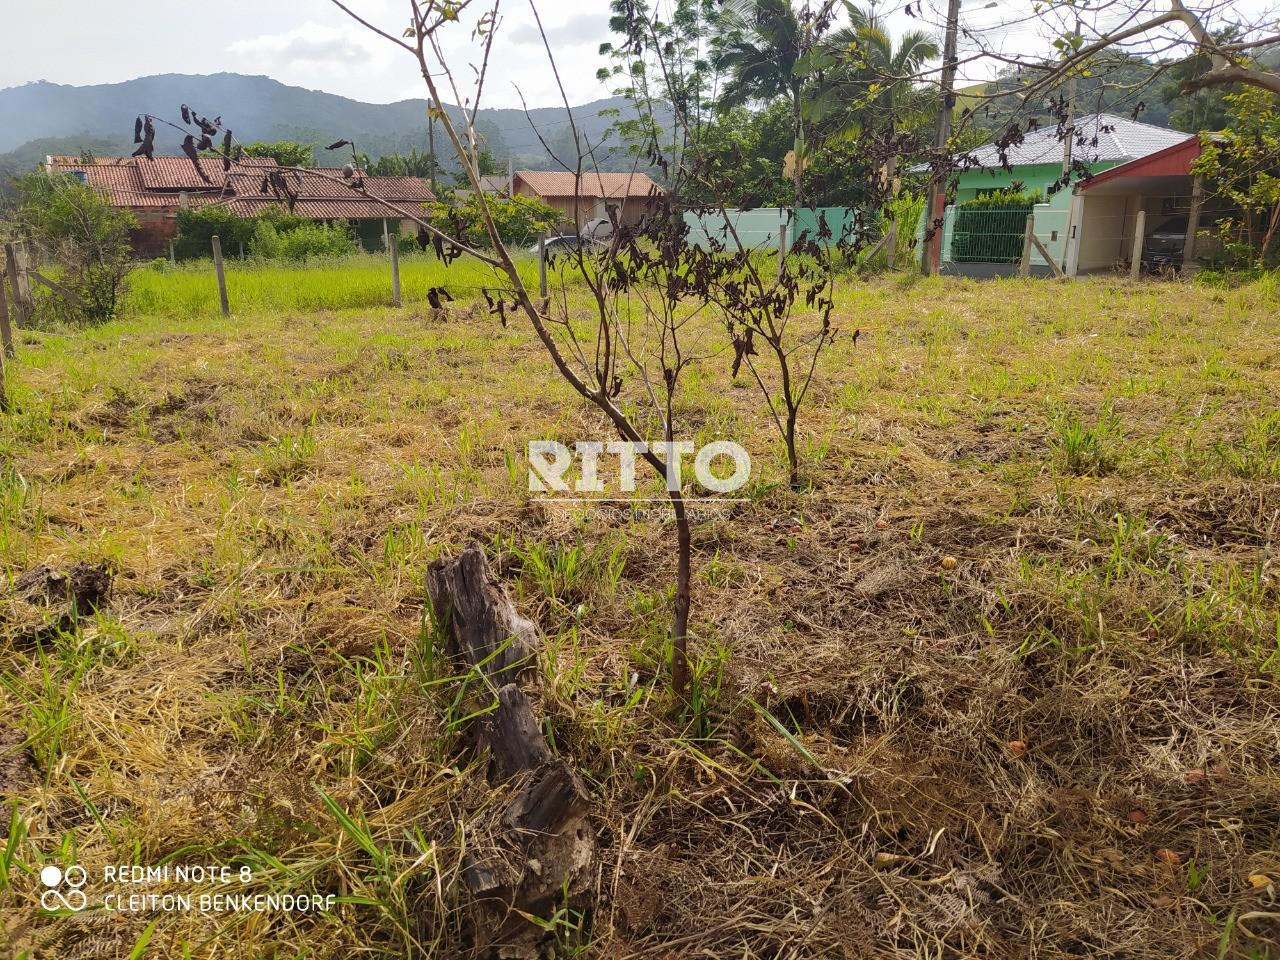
[426, 545, 595, 945]
[427, 545, 537, 685]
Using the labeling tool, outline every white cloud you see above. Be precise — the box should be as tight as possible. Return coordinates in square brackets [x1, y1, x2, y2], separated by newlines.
[509, 12, 611, 48]
[227, 22, 390, 76]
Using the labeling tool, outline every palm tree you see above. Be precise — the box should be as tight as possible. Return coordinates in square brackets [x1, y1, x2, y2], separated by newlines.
[805, 2, 940, 141]
[714, 0, 804, 113]
[713, 0, 816, 203]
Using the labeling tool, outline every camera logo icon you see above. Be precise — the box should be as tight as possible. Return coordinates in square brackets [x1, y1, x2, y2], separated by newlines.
[40, 864, 87, 912]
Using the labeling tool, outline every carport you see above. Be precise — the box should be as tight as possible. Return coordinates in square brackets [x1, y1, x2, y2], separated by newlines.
[1064, 135, 1207, 275]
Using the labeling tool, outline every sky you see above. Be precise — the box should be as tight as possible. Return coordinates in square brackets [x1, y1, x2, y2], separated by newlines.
[0, 0, 1274, 108]
[0, 0, 618, 108]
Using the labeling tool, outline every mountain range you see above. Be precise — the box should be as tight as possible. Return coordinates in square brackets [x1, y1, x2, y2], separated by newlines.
[0, 73, 638, 174]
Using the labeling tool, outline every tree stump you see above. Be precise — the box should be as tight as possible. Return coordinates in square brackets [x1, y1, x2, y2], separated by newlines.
[426, 545, 595, 947]
[427, 545, 538, 685]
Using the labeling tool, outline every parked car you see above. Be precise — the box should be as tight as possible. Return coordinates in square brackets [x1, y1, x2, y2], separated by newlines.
[582, 217, 615, 240]
[1142, 215, 1187, 270]
[530, 233, 606, 260]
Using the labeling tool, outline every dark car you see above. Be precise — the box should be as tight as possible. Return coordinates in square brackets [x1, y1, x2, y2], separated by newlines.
[1142, 215, 1188, 270]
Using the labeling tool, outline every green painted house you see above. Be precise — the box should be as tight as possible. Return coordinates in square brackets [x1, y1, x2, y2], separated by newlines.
[922, 113, 1189, 274]
[952, 113, 1189, 205]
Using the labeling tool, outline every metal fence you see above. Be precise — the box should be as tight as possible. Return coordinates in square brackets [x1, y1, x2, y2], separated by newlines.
[931, 193, 1209, 276]
[947, 206, 1031, 264]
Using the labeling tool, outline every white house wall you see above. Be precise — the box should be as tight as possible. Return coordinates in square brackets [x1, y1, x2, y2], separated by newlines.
[1076, 193, 1135, 273]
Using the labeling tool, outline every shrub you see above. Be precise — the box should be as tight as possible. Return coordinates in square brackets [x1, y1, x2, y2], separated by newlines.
[251, 219, 357, 260]
[176, 204, 356, 261]
[14, 171, 136, 326]
[174, 205, 257, 260]
[950, 189, 1043, 263]
[425, 192, 562, 248]
[861, 192, 923, 271]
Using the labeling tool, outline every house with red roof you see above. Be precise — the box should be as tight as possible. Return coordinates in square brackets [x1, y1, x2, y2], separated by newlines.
[43, 155, 434, 257]
[511, 170, 663, 231]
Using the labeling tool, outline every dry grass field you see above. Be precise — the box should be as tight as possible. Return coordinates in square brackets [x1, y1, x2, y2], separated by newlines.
[1, 266, 1278, 958]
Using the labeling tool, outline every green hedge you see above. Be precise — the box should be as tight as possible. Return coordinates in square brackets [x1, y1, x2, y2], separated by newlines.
[950, 190, 1043, 264]
[174, 204, 357, 261]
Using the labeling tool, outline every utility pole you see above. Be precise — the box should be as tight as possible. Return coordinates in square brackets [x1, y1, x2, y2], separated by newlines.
[922, 0, 962, 276]
[427, 111, 438, 195]
[1060, 16, 1081, 184]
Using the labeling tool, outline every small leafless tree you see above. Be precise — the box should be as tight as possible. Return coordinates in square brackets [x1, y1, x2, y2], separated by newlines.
[605, 0, 897, 488]
[319, 0, 743, 697]
[139, 0, 900, 694]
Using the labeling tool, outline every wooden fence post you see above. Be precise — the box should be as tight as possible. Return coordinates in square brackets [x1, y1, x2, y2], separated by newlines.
[0, 267, 13, 359]
[16, 244, 33, 320]
[390, 238, 402, 307]
[5, 243, 31, 327]
[1028, 233, 1066, 278]
[777, 215, 787, 282]
[1019, 214, 1035, 277]
[169, 240, 176, 265]
[1130, 209, 1147, 281]
[538, 234, 548, 299]
[1183, 176, 1203, 275]
[211, 235, 230, 317]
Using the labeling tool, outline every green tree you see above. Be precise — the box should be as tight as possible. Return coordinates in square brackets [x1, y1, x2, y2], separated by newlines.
[713, 0, 803, 113]
[600, 0, 720, 178]
[358, 148, 443, 182]
[803, 2, 940, 143]
[425, 193, 560, 248]
[685, 102, 792, 207]
[1193, 87, 1280, 264]
[712, 0, 850, 206]
[1159, 42, 1242, 133]
[242, 141, 315, 167]
[15, 171, 136, 326]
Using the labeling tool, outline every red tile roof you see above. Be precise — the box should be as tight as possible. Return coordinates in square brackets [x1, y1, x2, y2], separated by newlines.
[136, 155, 275, 190]
[220, 198, 426, 220]
[49, 154, 276, 191]
[45, 158, 220, 208]
[513, 170, 663, 200]
[224, 168, 434, 201]
[362, 175, 435, 201]
[44, 156, 433, 220]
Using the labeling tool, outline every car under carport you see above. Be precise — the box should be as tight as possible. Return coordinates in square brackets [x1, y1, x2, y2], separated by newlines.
[1063, 135, 1224, 276]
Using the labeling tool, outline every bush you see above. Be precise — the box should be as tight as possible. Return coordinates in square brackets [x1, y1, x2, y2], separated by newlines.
[950, 190, 1043, 264]
[251, 219, 357, 260]
[425, 192, 562, 249]
[175, 204, 356, 261]
[860, 193, 923, 271]
[174, 205, 256, 260]
[14, 171, 135, 326]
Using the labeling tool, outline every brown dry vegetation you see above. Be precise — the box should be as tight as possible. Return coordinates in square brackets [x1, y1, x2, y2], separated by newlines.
[1, 269, 1279, 958]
